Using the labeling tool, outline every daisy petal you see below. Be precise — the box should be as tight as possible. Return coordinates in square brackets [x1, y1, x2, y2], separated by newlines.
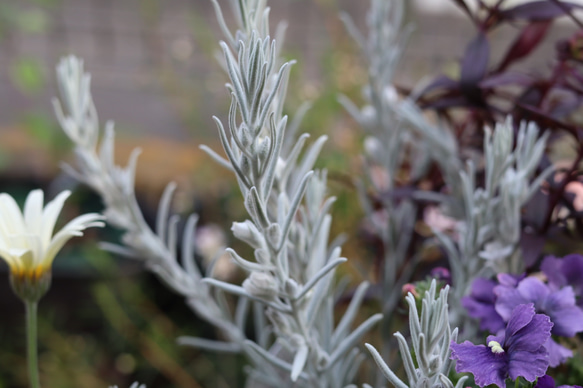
[23, 190, 44, 235]
[39, 190, 71, 249]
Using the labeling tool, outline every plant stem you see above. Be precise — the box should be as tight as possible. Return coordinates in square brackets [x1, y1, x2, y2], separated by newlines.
[25, 300, 40, 388]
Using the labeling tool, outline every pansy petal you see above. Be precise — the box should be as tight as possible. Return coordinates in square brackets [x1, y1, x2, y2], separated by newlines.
[516, 277, 550, 308]
[463, 296, 505, 333]
[542, 256, 567, 290]
[471, 278, 498, 302]
[450, 341, 507, 388]
[563, 254, 583, 296]
[495, 285, 529, 321]
[486, 333, 505, 346]
[508, 346, 549, 383]
[497, 273, 524, 287]
[544, 286, 583, 337]
[545, 338, 572, 367]
[506, 309, 552, 353]
[463, 278, 506, 332]
[534, 375, 555, 388]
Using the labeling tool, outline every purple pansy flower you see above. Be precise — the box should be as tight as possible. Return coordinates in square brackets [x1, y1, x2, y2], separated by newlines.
[495, 276, 583, 366]
[450, 303, 552, 388]
[462, 278, 505, 333]
[542, 254, 583, 307]
[430, 266, 451, 285]
[497, 272, 525, 287]
[534, 375, 583, 388]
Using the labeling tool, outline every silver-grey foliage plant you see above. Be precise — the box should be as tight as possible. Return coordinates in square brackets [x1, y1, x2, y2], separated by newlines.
[50, 0, 555, 387]
[339, 0, 463, 330]
[435, 118, 552, 316]
[365, 281, 467, 388]
[198, 0, 382, 386]
[53, 0, 381, 387]
[340, 0, 551, 331]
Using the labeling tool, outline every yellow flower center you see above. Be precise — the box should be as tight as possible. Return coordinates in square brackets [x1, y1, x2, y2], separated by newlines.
[10, 264, 51, 282]
[8, 263, 52, 302]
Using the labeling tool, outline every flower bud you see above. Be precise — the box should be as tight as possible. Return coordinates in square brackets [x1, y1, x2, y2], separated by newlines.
[266, 309, 291, 335]
[239, 155, 251, 177]
[266, 223, 281, 247]
[315, 347, 330, 370]
[360, 105, 376, 129]
[363, 136, 383, 162]
[239, 124, 251, 148]
[232, 220, 264, 249]
[284, 278, 299, 297]
[254, 248, 270, 265]
[402, 283, 418, 298]
[257, 136, 271, 163]
[289, 333, 305, 348]
[242, 271, 278, 300]
[382, 85, 398, 104]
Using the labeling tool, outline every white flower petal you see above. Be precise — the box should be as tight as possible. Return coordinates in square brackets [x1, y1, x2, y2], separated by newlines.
[60, 213, 105, 234]
[8, 234, 42, 268]
[23, 190, 44, 235]
[0, 193, 26, 235]
[0, 247, 23, 272]
[0, 189, 103, 277]
[12, 248, 35, 272]
[40, 190, 71, 249]
[44, 212, 104, 266]
[44, 230, 78, 267]
[7, 248, 30, 258]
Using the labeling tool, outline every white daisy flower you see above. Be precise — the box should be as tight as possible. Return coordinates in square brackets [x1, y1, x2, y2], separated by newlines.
[0, 189, 104, 299]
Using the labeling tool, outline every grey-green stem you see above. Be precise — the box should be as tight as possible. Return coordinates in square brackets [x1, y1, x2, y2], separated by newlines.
[26, 300, 40, 388]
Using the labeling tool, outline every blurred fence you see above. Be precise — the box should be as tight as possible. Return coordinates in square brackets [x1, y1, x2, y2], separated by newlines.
[0, 0, 578, 180]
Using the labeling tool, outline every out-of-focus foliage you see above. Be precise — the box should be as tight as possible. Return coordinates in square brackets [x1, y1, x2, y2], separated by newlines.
[2, 0, 583, 387]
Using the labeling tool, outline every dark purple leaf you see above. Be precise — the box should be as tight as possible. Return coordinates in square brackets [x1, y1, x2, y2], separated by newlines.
[515, 103, 579, 136]
[520, 230, 546, 268]
[479, 72, 535, 88]
[497, 20, 552, 72]
[461, 32, 490, 86]
[517, 82, 548, 106]
[501, 1, 583, 21]
[422, 95, 473, 109]
[523, 190, 550, 230]
[418, 75, 459, 96]
[378, 186, 416, 202]
[549, 95, 583, 118]
[451, 0, 476, 21]
[460, 32, 490, 104]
